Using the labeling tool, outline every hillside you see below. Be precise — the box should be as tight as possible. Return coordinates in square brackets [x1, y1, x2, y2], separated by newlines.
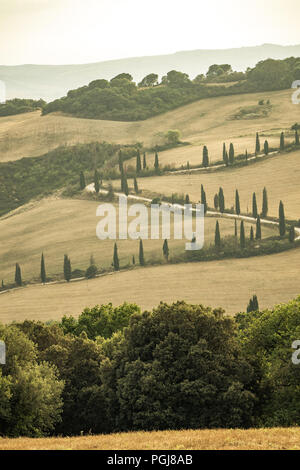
[1, 44, 300, 101]
[1, 428, 300, 450]
[0, 89, 297, 163]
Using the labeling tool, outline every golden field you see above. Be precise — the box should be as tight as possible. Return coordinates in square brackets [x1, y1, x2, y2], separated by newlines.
[0, 89, 297, 163]
[1, 428, 300, 450]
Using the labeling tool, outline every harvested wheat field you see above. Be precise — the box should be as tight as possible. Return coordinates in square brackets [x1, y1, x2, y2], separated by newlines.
[0, 246, 299, 323]
[1, 428, 300, 450]
[0, 89, 297, 163]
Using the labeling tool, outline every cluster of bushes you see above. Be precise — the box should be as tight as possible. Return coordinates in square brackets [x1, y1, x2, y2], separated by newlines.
[1, 297, 300, 436]
[41, 58, 300, 121]
[0, 98, 45, 117]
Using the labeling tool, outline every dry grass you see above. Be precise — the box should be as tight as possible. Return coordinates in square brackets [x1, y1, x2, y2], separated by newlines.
[0, 89, 296, 163]
[0, 243, 298, 323]
[1, 428, 300, 450]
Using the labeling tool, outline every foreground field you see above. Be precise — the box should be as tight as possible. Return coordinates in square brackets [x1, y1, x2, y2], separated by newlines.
[0, 244, 298, 323]
[0, 89, 296, 163]
[1, 428, 300, 450]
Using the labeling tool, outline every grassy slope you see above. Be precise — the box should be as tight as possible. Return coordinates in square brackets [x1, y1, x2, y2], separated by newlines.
[1, 428, 300, 450]
[0, 196, 261, 286]
[0, 89, 297, 163]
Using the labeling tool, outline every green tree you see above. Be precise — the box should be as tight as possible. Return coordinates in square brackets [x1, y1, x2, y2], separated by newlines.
[215, 221, 221, 248]
[63, 255, 71, 282]
[289, 225, 295, 243]
[264, 140, 269, 155]
[214, 194, 219, 210]
[154, 152, 159, 172]
[247, 295, 259, 313]
[202, 146, 209, 167]
[113, 243, 120, 271]
[15, 263, 22, 287]
[250, 226, 254, 242]
[255, 133, 260, 155]
[235, 219, 238, 238]
[163, 239, 169, 261]
[40, 253, 46, 284]
[252, 193, 258, 219]
[201, 185, 207, 213]
[143, 153, 147, 169]
[295, 130, 300, 146]
[185, 194, 190, 204]
[279, 201, 286, 237]
[256, 215, 262, 240]
[79, 171, 86, 190]
[136, 150, 141, 173]
[240, 220, 246, 249]
[262, 187, 268, 218]
[85, 264, 98, 279]
[139, 239, 145, 266]
[235, 189, 241, 215]
[94, 169, 100, 194]
[138, 73, 158, 87]
[229, 143, 235, 164]
[218, 187, 225, 213]
[134, 176, 139, 194]
[280, 132, 285, 151]
[118, 150, 123, 173]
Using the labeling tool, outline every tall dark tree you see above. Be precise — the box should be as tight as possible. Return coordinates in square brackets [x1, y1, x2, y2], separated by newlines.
[136, 150, 142, 173]
[247, 295, 259, 313]
[118, 150, 123, 173]
[256, 215, 262, 240]
[295, 130, 300, 146]
[218, 187, 225, 213]
[143, 153, 147, 169]
[134, 177, 139, 194]
[215, 221, 221, 248]
[245, 149, 248, 161]
[279, 200, 286, 237]
[121, 172, 129, 196]
[79, 171, 86, 190]
[289, 225, 295, 243]
[262, 187, 268, 218]
[94, 169, 100, 194]
[113, 243, 120, 271]
[280, 132, 285, 151]
[234, 219, 238, 238]
[202, 146, 209, 167]
[139, 239, 145, 266]
[252, 193, 258, 219]
[235, 189, 240, 215]
[255, 132, 260, 155]
[222, 143, 227, 166]
[240, 220, 245, 249]
[264, 140, 269, 155]
[15, 263, 22, 286]
[185, 194, 190, 204]
[63, 255, 72, 282]
[250, 226, 254, 242]
[214, 194, 219, 210]
[154, 152, 159, 172]
[229, 143, 234, 165]
[163, 239, 169, 261]
[41, 253, 46, 284]
[201, 184, 207, 213]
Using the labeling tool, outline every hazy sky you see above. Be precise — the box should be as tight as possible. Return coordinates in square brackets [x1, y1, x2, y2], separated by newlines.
[0, 0, 300, 65]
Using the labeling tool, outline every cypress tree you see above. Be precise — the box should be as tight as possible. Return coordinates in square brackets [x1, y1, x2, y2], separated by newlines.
[250, 226, 254, 242]
[63, 255, 71, 282]
[264, 140, 269, 155]
[41, 253, 46, 284]
[235, 189, 240, 215]
[255, 132, 260, 155]
[245, 149, 248, 161]
[113, 243, 120, 271]
[262, 187, 268, 218]
[154, 152, 159, 172]
[122, 172, 129, 196]
[252, 193, 258, 219]
[118, 150, 123, 173]
[15, 263, 22, 286]
[143, 153, 147, 169]
[202, 146, 209, 167]
[134, 176, 139, 194]
[94, 169, 100, 194]
[214, 194, 219, 210]
[295, 130, 300, 146]
[234, 219, 238, 238]
[289, 225, 295, 243]
[240, 220, 245, 249]
[163, 239, 169, 260]
[222, 143, 227, 165]
[229, 143, 234, 164]
[256, 215, 262, 240]
[215, 220, 221, 248]
[218, 187, 225, 213]
[185, 194, 190, 204]
[79, 171, 86, 190]
[201, 184, 207, 213]
[279, 200, 286, 237]
[247, 295, 259, 312]
[225, 150, 229, 166]
[187, 161, 190, 170]
[136, 150, 142, 173]
[139, 239, 145, 266]
[280, 132, 285, 151]
[132, 255, 135, 265]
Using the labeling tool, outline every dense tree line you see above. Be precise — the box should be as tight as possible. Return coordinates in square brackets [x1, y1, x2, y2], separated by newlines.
[2, 297, 300, 436]
[0, 98, 46, 117]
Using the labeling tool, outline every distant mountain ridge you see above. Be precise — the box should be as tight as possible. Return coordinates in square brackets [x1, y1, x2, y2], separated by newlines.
[1, 43, 300, 101]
